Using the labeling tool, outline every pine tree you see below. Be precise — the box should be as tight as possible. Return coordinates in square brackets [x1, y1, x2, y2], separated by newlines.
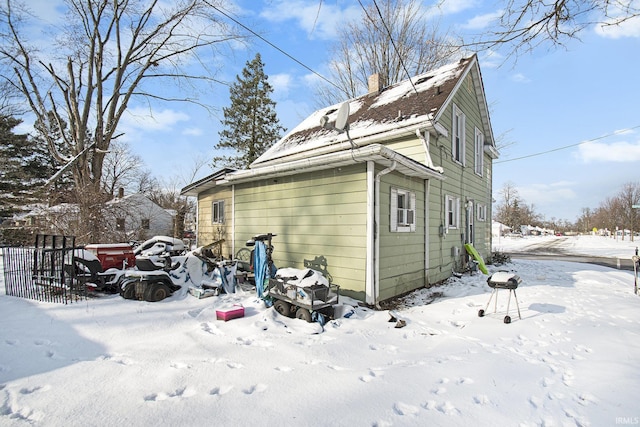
[0, 115, 45, 221]
[213, 53, 285, 169]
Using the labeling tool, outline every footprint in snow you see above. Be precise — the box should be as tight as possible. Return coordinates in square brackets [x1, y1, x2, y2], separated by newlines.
[360, 369, 384, 383]
[19, 385, 48, 395]
[209, 385, 233, 396]
[169, 362, 191, 369]
[201, 322, 223, 336]
[226, 362, 244, 369]
[473, 395, 490, 405]
[274, 366, 293, 372]
[243, 383, 267, 394]
[393, 402, 420, 416]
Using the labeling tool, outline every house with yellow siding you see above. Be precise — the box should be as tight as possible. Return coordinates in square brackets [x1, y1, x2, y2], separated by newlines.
[181, 55, 499, 305]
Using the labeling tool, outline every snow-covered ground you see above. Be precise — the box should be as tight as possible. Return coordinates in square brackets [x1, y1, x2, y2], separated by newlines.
[1, 235, 639, 426]
[494, 233, 639, 259]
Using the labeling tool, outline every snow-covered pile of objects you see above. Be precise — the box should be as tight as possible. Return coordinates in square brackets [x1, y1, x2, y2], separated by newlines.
[1, 235, 639, 426]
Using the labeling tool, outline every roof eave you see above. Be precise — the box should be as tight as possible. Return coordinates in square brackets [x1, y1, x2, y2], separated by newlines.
[218, 144, 444, 186]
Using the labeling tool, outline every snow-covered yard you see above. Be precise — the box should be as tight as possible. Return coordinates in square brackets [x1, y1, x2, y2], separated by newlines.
[1, 235, 639, 426]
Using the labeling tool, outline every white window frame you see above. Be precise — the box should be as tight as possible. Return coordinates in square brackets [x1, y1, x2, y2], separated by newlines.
[390, 188, 416, 233]
[445, 195, 460, 230]
[212, 200, 225, 224]
[477, 204, 487, 222]
[452, 104, 466, 165]
[474, 127, 484, 176]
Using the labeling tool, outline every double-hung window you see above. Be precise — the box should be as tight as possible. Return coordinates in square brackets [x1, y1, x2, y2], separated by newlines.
[212, 200, 225, 224]
[477, 204, 487, 222]
[445, 195, 460, 230]
[474, 127, 484, 176]
[452, 104, 466, 165]
[390, 188, 416, 232]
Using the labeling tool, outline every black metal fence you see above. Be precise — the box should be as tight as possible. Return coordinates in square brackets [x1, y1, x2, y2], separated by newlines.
[1, 234, 86, 304]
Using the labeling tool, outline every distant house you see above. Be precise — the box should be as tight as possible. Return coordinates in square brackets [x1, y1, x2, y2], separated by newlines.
[182, 55, 499, 304]
[104, 191, 175, 241]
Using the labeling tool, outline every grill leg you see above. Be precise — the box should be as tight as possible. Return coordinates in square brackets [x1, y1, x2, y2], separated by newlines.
[483, 288, 497, 313]
[512, 289, 521, 320]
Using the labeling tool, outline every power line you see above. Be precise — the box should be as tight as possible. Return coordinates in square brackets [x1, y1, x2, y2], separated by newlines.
[210, 4, 345, 95]
[494, 125, 640, 164]
[358, 0, 419, 95]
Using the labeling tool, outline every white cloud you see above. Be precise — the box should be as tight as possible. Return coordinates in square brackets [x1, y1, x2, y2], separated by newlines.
[122, 107, 190, 132]
[462, 10, 503, 30]
[431, 0, 478, 16]
[479, 49, 503, 68]
[259, 1, 360, 40]
[517, 181, 578, 212]
[511, 73, 530, 83]
[182, 127, 203, 137]
[595, 11, 640, 38]
[270, 73, 294, 99]
[576, 139, 640, 162]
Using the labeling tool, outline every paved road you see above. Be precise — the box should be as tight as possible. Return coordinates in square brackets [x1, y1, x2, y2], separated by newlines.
[505, 237, 638, 271]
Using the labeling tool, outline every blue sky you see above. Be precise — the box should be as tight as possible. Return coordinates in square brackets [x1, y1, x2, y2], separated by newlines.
[17, 1, 640, 222]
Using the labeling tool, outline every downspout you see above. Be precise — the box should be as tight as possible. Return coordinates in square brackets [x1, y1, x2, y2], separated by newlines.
[373, 160, 397, 308]
[232, 184, 235, 259]
[195, 197, 199, 247]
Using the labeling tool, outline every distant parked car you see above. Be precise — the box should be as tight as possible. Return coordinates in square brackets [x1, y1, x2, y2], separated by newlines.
[555, 233, 563, 236]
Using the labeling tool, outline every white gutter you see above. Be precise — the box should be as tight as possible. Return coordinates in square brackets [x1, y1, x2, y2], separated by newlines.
[218, 144, 444, 186]
[253, 117, 438, 169]
[372, 160, 397, 307]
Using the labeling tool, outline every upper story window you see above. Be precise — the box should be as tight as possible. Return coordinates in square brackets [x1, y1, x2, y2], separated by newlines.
[474, 127, 484, 176]
[452, 104, 466, 165]
[116, 218, 125, 231]
[212, 200, 225, 224]
[141, 218, 150, 229]
[390, 188, 416, 232]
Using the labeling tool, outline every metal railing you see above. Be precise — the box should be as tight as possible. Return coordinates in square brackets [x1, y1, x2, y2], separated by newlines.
[2, 234, 86, 304]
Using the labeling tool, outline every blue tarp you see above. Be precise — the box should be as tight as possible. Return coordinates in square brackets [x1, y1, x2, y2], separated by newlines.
[253, 241, 267, 298]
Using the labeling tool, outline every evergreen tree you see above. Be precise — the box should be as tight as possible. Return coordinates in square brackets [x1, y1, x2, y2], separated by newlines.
[0, 115, 44, 220]
[213, 53, 285, 169]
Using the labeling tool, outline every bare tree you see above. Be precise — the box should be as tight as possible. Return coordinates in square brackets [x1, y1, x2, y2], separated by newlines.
[466, 0, 640, 59]
[101, 140, 147, 198]
[316, 0, 458, 104]
[616, 182, 640, 242]
[0, 0, 242, 242]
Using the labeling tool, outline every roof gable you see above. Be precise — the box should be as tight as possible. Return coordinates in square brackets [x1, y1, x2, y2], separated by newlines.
[252, 56, 481, 167]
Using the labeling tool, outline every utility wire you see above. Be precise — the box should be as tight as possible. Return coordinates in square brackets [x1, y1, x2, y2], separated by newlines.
[359, 0, 419, 95]
[494, 125, 640, 164]
[210, 4, 345, 95]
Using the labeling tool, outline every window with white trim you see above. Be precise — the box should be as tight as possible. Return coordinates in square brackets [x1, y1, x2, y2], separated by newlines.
[474, 127, 484, 176]
[390, 188, 416, 232]
[477, 204, 487, 222]
[212, 200, 225, 224]
[445, 195, 460, 230]
[452, 104, 466, 165]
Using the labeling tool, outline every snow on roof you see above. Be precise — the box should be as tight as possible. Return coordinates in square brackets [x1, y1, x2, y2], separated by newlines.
[252, 56, 473, 167]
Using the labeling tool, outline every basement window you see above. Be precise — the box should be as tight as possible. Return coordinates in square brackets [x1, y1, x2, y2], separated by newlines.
[390, 188, 416, 233]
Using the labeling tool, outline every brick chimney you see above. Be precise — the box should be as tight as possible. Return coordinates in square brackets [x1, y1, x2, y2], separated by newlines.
[118, 187, 124, 198]
[368, 73, 382, 94]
